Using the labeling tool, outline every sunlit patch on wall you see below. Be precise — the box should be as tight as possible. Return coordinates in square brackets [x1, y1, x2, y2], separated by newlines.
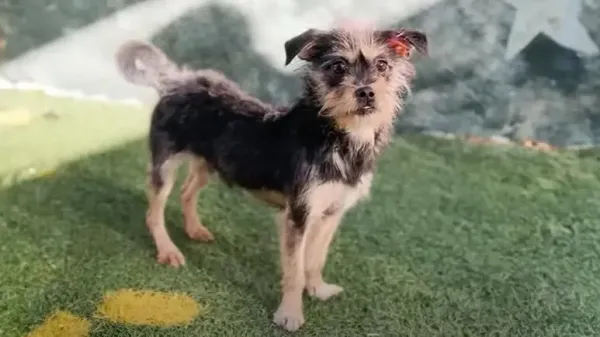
[0, 108, 33, 127]
[94, 289, 201, 327]
[26, 311, 90, 337]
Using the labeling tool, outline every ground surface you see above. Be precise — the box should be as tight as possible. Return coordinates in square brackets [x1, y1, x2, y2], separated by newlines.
[2, 93, 600, 337]
[0, 90, 148, 183]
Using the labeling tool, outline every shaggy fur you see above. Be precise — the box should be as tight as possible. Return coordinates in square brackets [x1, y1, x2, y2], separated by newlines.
[115, 26, 427, 332]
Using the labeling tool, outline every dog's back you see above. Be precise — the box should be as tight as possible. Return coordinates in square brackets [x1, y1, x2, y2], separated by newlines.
[115, 40, 278, 116]
[115, 40, 296, 188]
[115, 40, 280, 135]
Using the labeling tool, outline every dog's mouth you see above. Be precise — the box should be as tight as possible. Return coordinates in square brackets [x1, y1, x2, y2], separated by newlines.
[355, 105, 375, 115]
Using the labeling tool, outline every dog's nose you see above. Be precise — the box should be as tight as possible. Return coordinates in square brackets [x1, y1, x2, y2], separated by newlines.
[355, 86, 375, 108]
[355, 86, 375, 100]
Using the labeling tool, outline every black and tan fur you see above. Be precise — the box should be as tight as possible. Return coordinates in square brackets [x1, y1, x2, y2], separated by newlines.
[115, 25, 427, 332]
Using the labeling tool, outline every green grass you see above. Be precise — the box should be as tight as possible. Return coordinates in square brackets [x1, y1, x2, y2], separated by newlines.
[0, 89, 149, 182]
[2, 128, 600, 336]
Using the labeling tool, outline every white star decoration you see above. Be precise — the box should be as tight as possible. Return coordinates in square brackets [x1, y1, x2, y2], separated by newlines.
[504, 0, 599, 60]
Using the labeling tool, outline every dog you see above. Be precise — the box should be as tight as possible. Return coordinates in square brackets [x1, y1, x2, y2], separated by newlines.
[115, 24, 427, 332]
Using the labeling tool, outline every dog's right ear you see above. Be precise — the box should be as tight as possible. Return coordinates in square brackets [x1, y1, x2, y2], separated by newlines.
[284, 29, 322, 66]
[378, 29, 428, 58]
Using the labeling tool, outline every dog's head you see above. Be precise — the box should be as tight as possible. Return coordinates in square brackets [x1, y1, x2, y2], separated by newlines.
[284, 26, 427, 127]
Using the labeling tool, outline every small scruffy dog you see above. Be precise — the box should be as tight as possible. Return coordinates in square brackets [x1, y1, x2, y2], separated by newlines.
[115, 24, 427, 332]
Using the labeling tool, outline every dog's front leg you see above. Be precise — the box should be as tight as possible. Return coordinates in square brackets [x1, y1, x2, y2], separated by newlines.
[273, 207, 311, 332]
[304, 209, 345, 301]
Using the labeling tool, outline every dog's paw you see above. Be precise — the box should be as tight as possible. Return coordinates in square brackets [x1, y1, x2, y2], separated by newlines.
[307, 282, 344, 301]
[273, 305, 305, 332]
[156, 245, 186, 267]
[185, 223, 215, 243]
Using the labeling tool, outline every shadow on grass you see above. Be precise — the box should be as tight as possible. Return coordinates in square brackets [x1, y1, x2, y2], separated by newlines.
[0, 138, 281, 319]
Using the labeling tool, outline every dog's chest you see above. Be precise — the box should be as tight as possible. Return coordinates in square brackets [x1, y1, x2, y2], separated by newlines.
[304, 173, 374, 217]
[319, 142, 376, 186]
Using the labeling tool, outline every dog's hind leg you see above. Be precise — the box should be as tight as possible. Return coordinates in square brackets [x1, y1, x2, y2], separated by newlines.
[146, 140, 186, 267]
[180, 156, 214, 242]
[304, 210, 345, 301]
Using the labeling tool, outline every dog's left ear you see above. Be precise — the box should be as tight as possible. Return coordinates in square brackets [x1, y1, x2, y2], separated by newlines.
[378, 29, 428, 57]
[284, 29, 324, 66]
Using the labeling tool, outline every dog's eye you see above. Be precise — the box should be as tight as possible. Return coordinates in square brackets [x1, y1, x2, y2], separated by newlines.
[330, 61, 347, 74]
[376, 60, 389, 72]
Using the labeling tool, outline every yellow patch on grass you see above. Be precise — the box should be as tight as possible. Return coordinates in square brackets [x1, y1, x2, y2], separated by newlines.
[26, 311, 90, 337]
[95, 289, 200, 327]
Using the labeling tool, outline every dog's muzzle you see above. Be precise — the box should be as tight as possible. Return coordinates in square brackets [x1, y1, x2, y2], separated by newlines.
[355, 86, 375, 114]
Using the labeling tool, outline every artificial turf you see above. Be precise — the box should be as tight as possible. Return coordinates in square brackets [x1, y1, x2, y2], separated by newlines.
[2, 115, 600, 336]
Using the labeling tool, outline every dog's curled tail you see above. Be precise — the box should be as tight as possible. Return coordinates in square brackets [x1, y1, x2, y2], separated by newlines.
[115, 40, 179, 91]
